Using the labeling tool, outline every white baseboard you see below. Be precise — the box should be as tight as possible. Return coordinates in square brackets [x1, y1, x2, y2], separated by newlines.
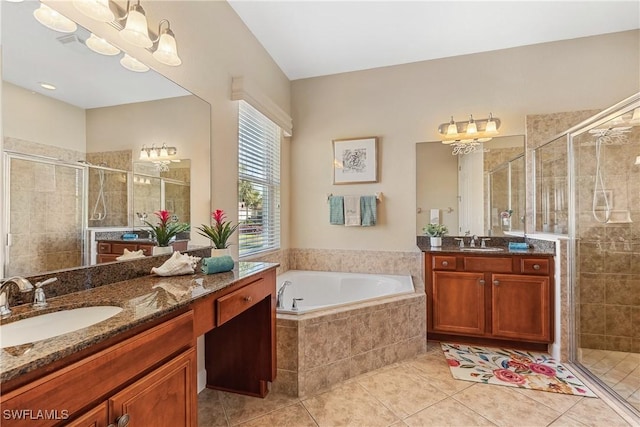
[197, 369, 207, 393]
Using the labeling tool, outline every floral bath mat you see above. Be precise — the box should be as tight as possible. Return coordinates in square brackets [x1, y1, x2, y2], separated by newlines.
[441, 343, 597, 397]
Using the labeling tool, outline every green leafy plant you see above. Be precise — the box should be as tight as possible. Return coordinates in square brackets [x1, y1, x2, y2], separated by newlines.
[144, 210, 190, 247]
[197, 209, 239, 249]
[423, 223, 448, 237]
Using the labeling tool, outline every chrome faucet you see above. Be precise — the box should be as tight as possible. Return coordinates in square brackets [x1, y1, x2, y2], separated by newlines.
[276, 281, 292, 309]
[32, 277, 58, 308]
[0, 277, 34, 318]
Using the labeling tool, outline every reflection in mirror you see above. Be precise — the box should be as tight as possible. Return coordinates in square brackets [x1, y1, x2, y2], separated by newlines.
[416, 135, 525, 236]
[2, 1, 210, 277]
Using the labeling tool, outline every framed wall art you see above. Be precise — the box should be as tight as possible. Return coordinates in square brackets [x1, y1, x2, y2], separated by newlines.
[332, 137, 378, 184]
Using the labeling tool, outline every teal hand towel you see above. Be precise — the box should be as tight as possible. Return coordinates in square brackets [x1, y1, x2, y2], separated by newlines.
[329, 196, 345, 225]
[201, 255, 234, 274]
[360, 195, 377, 226]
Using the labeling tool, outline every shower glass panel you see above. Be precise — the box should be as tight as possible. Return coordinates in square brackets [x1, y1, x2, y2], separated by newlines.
[133, 174, 162, 227]
[488, 164, 509, 234]
[570, 99, 640, 414]
[534, 135, 569, 234]
[164, 181, 191, 224]
[510, 155, 526, 232]
[5, 155, 85, 276]
[87, 166, 128, 228]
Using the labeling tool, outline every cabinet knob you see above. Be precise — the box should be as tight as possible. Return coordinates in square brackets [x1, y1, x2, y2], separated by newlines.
[533, 264, 541, 270]
[493, 280, 500, 286]
[478, 279, 485, 285]
[442, 261, 449, 267]
[115, 414, 130, 427]
[243, 296, 253, 303]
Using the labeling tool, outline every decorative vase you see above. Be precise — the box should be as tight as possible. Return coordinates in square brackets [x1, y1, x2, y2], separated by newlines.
[211, 248, 230, 257]
[502, 217, 511, 232]
[152, 246, 173, 256]
[430, 237, 442, 247]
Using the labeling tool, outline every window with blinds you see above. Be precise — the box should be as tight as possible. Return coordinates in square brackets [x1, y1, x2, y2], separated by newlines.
[238, 101, 281, 257]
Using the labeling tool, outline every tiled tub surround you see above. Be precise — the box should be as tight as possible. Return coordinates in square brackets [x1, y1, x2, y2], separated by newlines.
[275, 279, 426, 397]
[0, 259, 276, 384]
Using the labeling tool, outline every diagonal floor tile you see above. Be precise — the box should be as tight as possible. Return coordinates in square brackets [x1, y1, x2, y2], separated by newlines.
[302, 381, 399, 427]
[561, 398, 632, 427]
[452, 384, 562, 426]
[236, 403, 318, 427]
[198, 388, 228, 427]
[218, 390, 300, 425]
[511, 387, 584, 413]
[407, 354, 473, 395]
[403, 397, 497, 427]
[357, 364, 448, 418]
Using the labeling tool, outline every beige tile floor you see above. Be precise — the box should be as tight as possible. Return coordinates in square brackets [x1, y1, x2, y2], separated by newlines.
[579, 348, 640, 412]
[199, 343, 637, 427]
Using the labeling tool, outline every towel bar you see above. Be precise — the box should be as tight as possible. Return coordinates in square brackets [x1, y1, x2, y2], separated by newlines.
[326, 192, 382, 202]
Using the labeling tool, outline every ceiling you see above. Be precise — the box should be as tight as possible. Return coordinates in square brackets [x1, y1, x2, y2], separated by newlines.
[228, 0, 640, 81]
[1, 0, 190, 109]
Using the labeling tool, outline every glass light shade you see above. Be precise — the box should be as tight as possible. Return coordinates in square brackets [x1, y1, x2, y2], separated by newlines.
[485, 118, 497, 134]
[149, 149, 158, 159]
[635, 155, 640, 165]
[630, 108, 640, 125]
[139, 147, 149, 160]
[86, 33, 120, 56]
[120, 54, 149, 72]
[33, 4, 78, 33]
[159, 146, 169, 157]
[446, 117, 458, 136]
[466, 121, 478, 135]
[119, 5, 152, 48]
[153, 30, 182, 66]
[73, 0, 115, 22]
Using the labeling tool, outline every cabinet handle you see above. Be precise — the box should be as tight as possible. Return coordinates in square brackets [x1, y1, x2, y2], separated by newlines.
[442, 261, 449, 267]
[533, 264, 541, 270]
[115, 414, 130, 427]
[243, 296, 253, 303]
[478, 279, 485, 285]
[493, 280, 500, 286]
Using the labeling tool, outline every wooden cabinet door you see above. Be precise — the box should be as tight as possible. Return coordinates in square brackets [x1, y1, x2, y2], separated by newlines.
[432, 271, 486, 336]
[109, 348, 196, 427]
[65, 402, 109, 427]
[491, 274, 551, 342]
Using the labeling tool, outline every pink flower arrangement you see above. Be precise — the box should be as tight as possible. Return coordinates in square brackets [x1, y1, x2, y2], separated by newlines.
[196, 209, 239, 249]
[143, 210, 190, 247]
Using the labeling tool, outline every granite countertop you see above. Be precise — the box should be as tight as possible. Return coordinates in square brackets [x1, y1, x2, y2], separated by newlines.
[0, 261, 278, 384]
[416, 236, 555, 255]
[96, 239, 189, 243]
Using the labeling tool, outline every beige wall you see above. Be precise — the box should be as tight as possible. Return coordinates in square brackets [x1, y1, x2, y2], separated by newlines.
[3, 82, 86, 152]
[291, 30, 640, 251]
[47, 0, 292, 256]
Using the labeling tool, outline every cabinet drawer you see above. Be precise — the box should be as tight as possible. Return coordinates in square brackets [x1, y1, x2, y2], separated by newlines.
[139, 244, 154, 256]
[217, 277, 271, 326]
[464, 257, 512, 273]
[97, 242, 112, 254]
[111, 243, 139, 255]
[432, 256, 457, 270]
[521, 258, 550, 275]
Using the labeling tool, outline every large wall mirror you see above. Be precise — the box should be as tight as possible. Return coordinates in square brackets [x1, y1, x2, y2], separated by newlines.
[2, 1, 210, 277]
[416, 135, 525, 237]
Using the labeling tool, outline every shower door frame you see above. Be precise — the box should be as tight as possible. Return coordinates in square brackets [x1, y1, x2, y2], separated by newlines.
[566, 93, 640, 417]
[3, 151, 88, 277]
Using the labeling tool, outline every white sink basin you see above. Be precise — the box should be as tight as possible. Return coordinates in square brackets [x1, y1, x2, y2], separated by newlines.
[0, 306, 122, 349]
[460, 247, 505, 252]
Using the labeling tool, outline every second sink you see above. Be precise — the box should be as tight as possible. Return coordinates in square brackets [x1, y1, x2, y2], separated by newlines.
[0, 306, 123, 349]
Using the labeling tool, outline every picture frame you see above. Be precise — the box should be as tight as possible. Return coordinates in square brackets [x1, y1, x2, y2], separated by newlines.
[332, 137, 378, 184]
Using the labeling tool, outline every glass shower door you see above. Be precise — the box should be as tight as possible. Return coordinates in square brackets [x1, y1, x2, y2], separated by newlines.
[569, 99, 640, 415]
[4, 154, 85, 277]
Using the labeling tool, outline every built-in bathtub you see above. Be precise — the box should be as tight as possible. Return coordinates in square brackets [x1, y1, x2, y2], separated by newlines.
[276, 270, 415, 314]
[273, 270, 426, 397]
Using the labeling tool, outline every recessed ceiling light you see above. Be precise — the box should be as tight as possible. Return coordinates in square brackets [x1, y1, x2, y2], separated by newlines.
[39, 82, 57, 90]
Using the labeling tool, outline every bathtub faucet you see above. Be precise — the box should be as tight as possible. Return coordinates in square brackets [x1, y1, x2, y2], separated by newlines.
[276, 281, 292, 309]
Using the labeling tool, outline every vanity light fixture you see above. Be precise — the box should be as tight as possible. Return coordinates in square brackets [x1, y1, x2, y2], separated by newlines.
[86, 33, 120, 56]
[139, 143, 177, 160]
[73, 0, 114, 22]
[33, 3, 78, 33]
[120, 53, 149, 72]
[119, 0, 153, 48]
[438, 113, 501, 155]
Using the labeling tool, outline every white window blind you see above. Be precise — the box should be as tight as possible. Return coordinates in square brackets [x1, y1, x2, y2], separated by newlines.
[238, 101, 281, 257]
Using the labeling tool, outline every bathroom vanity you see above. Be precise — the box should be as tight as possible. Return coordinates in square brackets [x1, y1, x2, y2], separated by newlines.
[0, 262, 277, 427]
[420, 239, 554, 350]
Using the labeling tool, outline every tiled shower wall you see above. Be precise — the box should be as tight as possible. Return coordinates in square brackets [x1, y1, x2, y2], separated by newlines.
[86, 150, 131, 228]
[4, 138, 85, 276]
[574, 125, 640, 352]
